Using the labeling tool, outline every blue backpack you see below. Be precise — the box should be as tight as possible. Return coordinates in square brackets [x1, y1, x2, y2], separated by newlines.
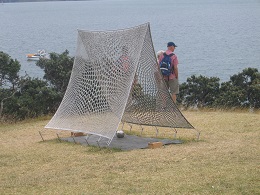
[159, 52, 174, 76]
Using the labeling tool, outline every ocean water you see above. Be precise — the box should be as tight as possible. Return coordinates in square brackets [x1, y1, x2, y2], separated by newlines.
[0, 0, 259, 83]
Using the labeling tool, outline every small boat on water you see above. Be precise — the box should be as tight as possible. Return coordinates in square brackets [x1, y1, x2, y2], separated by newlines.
[26, 50, 48, 61]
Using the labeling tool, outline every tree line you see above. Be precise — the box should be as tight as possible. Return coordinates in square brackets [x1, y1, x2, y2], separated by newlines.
[0, 50, 259, 121]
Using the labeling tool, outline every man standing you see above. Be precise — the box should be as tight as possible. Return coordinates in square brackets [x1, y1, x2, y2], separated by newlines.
[158, 42, 179, 103]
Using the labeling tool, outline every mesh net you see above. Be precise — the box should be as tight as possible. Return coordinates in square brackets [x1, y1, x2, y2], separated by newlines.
[45, 23, 194, 141]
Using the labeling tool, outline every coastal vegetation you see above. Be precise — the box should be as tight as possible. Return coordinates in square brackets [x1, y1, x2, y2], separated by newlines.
[0, 50, 260, 121]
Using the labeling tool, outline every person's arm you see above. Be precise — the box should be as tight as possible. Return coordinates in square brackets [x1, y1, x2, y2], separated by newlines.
[158, 55, 163, 65]
[174, 64, 178, 79]
[173, 56, 179, 79]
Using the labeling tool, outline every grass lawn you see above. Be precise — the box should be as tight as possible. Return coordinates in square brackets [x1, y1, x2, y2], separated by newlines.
[0, 110, 259, 195]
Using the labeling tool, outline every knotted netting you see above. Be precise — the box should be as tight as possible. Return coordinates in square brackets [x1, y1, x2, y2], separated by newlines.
[45, 23, 194, 142]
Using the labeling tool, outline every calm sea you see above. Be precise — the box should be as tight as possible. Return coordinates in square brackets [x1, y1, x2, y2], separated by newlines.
[0, 0, 260, 83]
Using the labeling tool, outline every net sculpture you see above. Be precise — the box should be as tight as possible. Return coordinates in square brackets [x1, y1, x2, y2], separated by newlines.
[45, 23, 194, 145]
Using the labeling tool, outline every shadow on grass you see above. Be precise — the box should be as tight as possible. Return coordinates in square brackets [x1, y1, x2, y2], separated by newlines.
[38, 138, 124, 153]
[124, 129, 202, 144]
[37, 128, 202, 152]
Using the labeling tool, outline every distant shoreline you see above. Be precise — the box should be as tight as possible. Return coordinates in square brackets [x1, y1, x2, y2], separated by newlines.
[2, 0, 93, 3]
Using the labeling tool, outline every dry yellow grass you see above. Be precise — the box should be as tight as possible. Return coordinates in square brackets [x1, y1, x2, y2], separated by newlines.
[0, 111, 259, 195]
